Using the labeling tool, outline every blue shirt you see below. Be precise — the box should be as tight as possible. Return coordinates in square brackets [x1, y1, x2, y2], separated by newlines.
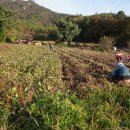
[112, 63, 130, 79]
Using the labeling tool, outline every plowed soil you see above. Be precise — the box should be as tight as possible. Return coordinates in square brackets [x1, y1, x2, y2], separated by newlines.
[55, 47, 130, 96]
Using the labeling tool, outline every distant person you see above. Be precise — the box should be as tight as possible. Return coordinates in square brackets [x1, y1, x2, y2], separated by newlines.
[126, 55, 130, 62]
[113, 47, 117, 51]
[49, 44, 54, 50]
[112, 53, 130, 84]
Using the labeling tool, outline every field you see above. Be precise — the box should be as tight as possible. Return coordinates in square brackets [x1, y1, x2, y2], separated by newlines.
[56, 47, 130, 90]
[0, 44, 130, 130]
[55, 47, 114, 87]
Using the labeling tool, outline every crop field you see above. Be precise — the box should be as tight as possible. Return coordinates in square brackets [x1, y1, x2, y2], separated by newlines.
[55, 47, 115, 87]
[0, 44, 130, 130]
[56, 48, 118, 93]
[0, 44, 63, 93]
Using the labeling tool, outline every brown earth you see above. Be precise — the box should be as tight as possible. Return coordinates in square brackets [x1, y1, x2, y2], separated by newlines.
[55, 47, 130, 97]
[0, 44, 11, 52]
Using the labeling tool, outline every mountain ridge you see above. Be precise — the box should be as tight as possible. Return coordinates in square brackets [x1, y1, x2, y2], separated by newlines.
[0, 0, 65, 24]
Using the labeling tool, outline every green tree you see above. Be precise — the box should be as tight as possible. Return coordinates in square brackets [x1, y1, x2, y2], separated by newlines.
[77, 17, 91, 42]
[117, 11, 126, 20]
[56, 18, 80, 45]
[0, 6, 13, 42]
[116, 31, 130, 48]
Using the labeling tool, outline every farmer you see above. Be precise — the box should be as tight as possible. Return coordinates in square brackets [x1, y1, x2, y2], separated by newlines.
[49, 44, 54, 50]
[126, 55, 130, 62]
[112, 52, 130, 84]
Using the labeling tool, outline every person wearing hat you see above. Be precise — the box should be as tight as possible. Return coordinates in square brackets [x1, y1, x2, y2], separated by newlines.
[112, 53, 130, 84]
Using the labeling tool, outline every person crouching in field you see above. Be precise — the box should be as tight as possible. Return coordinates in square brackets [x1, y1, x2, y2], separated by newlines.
[112, 53, 130, 84]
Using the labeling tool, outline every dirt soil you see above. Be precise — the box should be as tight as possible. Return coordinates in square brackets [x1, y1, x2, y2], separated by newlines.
[55, 47, 130, 97]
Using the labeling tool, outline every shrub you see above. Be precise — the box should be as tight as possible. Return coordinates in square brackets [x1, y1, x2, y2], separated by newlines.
[0, 30, 6, 42]
[99, 36, 114, 51]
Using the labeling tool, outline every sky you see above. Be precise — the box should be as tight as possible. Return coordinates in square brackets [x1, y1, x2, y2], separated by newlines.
[34, 0, 130, 16]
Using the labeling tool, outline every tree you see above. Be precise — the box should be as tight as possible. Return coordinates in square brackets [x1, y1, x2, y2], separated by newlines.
[116, 31, 130, 48]
[117, 11, 126, 20]
[0, 6, 13, 42]
[77, 17, 91, 42]
[56, 18, 80, 45]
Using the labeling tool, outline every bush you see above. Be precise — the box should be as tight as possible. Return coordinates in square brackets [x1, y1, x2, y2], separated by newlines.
[33, 34, 47, 41]
[99, 36, 114, 51]
[6, 36, 16, 43]
[0, 30, 6, 42]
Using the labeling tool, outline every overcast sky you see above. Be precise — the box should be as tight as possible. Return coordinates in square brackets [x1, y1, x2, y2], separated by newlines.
[34, 0, 130, 16]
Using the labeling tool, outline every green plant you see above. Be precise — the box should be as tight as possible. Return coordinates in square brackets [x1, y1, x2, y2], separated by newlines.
[99, 36, 114, 51]
[116, 32, 130, 48]
[0, 6, 13, 42]
[56, 17, 81, 45]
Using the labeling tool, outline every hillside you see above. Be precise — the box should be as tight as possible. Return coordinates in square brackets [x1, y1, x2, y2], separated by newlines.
[0, 0, 65, 24]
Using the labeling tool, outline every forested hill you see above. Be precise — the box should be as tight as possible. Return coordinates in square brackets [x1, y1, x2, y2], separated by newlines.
[0, 0, 129, 48]
[0, 0, 65, 24]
